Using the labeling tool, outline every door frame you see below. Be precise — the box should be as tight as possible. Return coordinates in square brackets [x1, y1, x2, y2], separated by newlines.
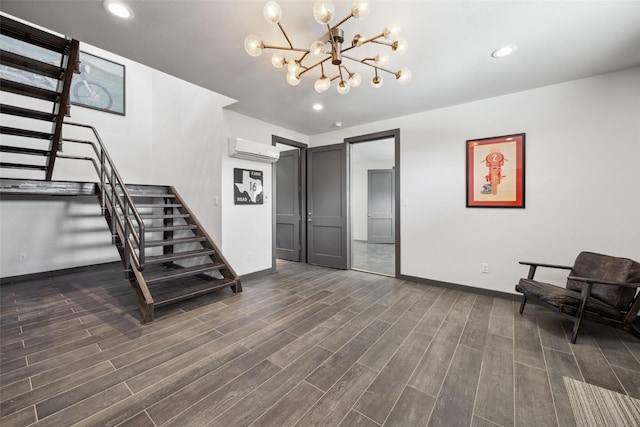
[272, 135, 307, 271]
[345, 129, 400, 277]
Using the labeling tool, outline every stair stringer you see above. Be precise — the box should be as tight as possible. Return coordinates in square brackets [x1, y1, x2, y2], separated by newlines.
[169, 186, 242, 293]
[129, 256, 155, 323]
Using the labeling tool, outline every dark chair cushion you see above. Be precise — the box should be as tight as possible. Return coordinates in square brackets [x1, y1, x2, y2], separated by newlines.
[565, 252, 640, 311]
[516, 279, 623, 319]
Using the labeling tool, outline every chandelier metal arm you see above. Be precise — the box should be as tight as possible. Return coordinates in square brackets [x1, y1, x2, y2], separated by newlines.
[355, 32, 385, 47]
[277, 22, 294, 49]
[342, 54, 397, 76]
[299, 56, 332, 77]
[330, 13, 354, 31]
[327, 24, 338, 52]
[370, 39, 393, 48]
[262, 44, 310, 53]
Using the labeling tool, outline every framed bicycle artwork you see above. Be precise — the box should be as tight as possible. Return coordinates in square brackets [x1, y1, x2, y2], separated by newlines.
[466, 133, 525, 208]
[70, 52, 125, 115]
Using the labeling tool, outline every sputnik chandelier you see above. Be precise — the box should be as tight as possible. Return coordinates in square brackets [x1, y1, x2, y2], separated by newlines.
[244, 0, 411, 94]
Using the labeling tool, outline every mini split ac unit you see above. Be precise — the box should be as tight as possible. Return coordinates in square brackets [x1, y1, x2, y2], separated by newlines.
[228, 137, 280, 163]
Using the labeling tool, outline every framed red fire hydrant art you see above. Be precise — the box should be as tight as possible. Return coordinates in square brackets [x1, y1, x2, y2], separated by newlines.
[466, 133, 525, 208]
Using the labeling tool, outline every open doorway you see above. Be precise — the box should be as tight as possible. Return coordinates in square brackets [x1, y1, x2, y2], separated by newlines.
[348, 132, 398, 276]
[272, 136, 307, 269]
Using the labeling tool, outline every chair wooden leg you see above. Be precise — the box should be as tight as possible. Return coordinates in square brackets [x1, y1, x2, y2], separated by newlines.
[570, 282, 594, 344]
[519, 296, 527, 314]
[571, 317, 583, 344]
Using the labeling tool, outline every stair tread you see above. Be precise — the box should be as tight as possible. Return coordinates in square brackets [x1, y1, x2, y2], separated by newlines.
[0, 126, 53, 140]
[0, 78, 59, 102]
[0, 104, 56, 121]
[0, 16, 70, 53]
[0, 145, 50, 156]
[145, 236, 206, 247]
[139, 213, 190, 219]
[144, 263, 227, 285]
[0, 49, 64, 79]
[146, 249, 215, 264]
[0, 162, 47, 171]
[151, 277, 237, 308]
[127, 193, 176, 198]
[134, 203, 183, 209]
[145, 224, 198, 232]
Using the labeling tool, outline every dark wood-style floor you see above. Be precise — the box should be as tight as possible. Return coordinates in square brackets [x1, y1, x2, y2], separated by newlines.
[1, 260, 639, 426]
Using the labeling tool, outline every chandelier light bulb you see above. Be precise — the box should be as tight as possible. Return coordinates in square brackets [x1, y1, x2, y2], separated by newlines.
[374, 52, 390, 65]
[351, 0, 370, 20]
[371, 75, 383, 88]
[313, 0, 335, 25]
[263, 1, 282, 24]
[348, 72, 362, 87]
[287, 60, 301, 74]
[396, 68, 412, 84]
[337, 80, 351, 94]
[271, 53, 285, 68]
[352, 34, 365, 47]
[244, 34, 263, 57]
[286, 72, 301, 86]
[384, 22, 402, 40]
[314, 76, 330, 93]
[310, 41, 326, 56]
[393, 38, 408, 55]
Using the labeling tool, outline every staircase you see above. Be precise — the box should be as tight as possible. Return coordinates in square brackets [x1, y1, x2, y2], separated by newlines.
[0, 15, 241, 323]
[0, 14, 78, 179]
[101, 179, 242, 323]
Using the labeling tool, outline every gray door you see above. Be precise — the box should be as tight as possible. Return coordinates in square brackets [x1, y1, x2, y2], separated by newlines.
[367, 169, 395, 244]
[276, 149, 301, 261]
[307, 144, 348, 269]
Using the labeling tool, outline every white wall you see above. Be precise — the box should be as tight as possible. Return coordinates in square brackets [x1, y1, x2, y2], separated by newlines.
[1, 43, 154, 277]
[311, 67, 640, 294]
[149, 70, 235, 244]
[221, 110, 308, 275]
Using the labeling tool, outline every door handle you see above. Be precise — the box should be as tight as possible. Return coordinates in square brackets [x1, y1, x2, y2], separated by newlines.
[308, 218, 312, 222]
[367, 213, 371, 217]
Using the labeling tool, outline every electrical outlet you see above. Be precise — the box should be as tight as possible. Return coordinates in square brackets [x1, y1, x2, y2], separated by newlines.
[19, 252, 28, 262]
[481, 263, 489, 273]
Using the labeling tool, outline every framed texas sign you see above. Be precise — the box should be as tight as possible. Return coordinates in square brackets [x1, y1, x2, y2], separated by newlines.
[234, 168, 263, 205]
[466, 133, 525, 208]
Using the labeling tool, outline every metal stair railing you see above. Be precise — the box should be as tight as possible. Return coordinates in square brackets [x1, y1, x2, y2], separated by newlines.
[59, 121, 146, 273]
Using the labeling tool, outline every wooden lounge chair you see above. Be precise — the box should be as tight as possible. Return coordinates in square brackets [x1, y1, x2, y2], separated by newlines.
[515, 251, 640, 343]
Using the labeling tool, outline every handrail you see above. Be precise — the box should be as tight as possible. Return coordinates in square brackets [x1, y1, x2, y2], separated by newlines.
[46, 39, 79, 180]
[60, 121, 146, 271]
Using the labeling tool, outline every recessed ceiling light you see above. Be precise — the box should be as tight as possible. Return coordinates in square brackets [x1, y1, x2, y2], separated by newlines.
[104, 0, 134, 19]
[334, 121, 343, 127]
[491, 44, 517, 58]
[312, 103, 323, 111]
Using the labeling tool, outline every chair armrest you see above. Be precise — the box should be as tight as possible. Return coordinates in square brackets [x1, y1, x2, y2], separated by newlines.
[519, 261, 573, 270]
[519, 261, 572, 280]
[567, 276, 640, 289]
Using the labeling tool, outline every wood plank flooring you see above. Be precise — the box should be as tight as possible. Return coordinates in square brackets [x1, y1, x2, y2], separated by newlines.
[1, 260, 640, 426]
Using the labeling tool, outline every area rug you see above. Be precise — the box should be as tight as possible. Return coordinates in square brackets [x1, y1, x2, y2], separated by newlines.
[564, 376, 640, 426]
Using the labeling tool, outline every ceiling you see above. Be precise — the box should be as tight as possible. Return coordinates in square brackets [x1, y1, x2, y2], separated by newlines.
[2, 1, 640, 135]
